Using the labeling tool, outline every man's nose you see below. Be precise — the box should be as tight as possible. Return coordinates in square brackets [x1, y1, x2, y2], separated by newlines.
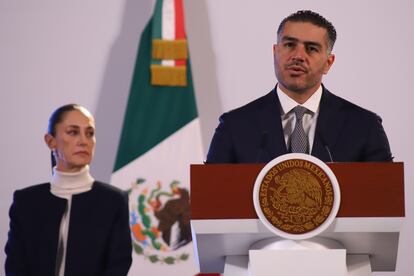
[291, 45, 306, 62]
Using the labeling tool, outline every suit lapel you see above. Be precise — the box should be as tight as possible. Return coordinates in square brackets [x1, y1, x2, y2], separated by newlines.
[254, 86, 345, 163]
[256, 89, 287, 162]
[40, 188, 67, 273]
[312, 87, 346, 162]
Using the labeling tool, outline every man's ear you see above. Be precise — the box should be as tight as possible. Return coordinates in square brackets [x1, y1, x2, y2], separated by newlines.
[273, 44, 278, 54]
[44, 133, 56, 150]
[323, 53, 335, 74]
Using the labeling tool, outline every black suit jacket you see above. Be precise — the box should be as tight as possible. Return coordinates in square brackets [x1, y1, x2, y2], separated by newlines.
[5, 181, 132, 276]
[207, 86, 392, 163]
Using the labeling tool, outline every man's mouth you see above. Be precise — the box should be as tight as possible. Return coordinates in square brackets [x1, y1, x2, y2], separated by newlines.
[287, 65, 307, 73]
[286, 64, 307, 76]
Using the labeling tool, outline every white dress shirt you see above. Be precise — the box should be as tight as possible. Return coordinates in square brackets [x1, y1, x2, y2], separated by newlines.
[277, 85, 322, 153]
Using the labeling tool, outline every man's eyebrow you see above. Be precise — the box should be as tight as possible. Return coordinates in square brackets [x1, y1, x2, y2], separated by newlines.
[281, 36, 323, 48]
[304, 41, 322, 48]
[303, 41, 322, 47]
[281, 36, 299, 42]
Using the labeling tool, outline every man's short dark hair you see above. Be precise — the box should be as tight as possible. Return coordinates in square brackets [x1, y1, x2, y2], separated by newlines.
[277, 10, 337, 52]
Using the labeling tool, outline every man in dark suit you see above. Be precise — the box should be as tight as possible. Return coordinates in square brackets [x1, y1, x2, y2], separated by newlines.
[206, 10, 392, 163]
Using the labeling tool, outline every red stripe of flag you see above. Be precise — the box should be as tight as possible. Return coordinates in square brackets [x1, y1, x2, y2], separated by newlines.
[174, 0, 186, 66]
[174, 0, 185, 39]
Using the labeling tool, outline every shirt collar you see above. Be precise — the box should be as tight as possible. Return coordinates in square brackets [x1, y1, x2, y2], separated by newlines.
[276, 84, 322, 115]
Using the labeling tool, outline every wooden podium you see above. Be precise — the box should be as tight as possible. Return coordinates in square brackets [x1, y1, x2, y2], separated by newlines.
[190, 162, 404, 275]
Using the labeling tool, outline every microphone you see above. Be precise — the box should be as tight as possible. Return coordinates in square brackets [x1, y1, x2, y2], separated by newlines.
[324, 145, 334, 163]
[316, 131, 333, 162]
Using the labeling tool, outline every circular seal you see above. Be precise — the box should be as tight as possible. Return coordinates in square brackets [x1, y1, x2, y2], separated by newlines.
[253, 153, 340, 240]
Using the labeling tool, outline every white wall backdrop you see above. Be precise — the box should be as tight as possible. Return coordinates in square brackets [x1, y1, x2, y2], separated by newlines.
[1, 0, 413, 275]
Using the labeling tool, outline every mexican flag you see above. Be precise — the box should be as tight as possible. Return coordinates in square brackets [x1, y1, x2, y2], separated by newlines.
[111, 0, 211, 275]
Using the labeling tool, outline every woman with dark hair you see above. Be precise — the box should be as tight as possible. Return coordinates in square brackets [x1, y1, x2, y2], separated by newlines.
[5, 104, 132, 276]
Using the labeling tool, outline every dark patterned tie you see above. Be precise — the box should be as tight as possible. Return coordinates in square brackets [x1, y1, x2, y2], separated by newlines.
[290, 105, 309, 154]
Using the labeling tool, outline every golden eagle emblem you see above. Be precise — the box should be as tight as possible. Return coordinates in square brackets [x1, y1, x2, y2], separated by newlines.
[275, 169, 322, 208]
[258, 159, 335, 234]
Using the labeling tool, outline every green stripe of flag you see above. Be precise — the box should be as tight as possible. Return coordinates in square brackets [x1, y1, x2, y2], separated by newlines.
[151, 0, 163, 40]
[113, 18, 197, 172]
